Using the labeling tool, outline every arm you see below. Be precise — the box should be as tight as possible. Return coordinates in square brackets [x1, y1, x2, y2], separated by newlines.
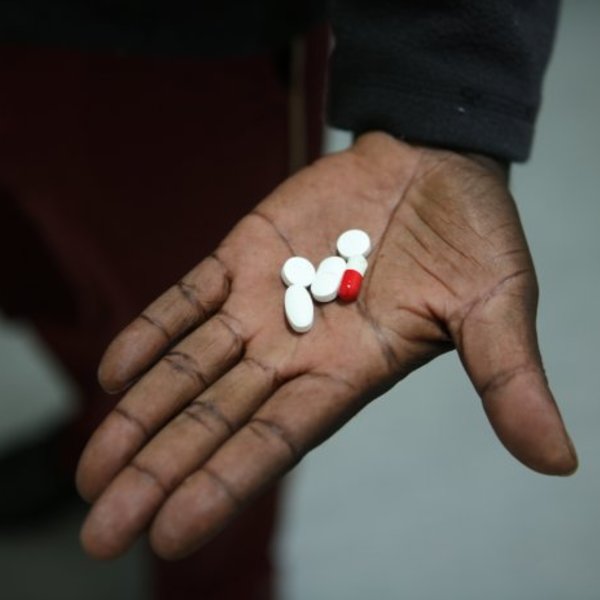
[76, 134, 576, 560]
[75, 2, 576, 561]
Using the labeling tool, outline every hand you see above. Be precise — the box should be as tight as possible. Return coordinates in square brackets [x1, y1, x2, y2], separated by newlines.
[76, 132, 577, 560]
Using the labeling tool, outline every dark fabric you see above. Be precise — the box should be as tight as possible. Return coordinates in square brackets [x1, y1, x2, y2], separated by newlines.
[0, 0, 328, 57]
[0, 1, 560, 161]
[328, 0, 560, 161]
[154, 487, 280, 600]
[0, 23, 329, 599]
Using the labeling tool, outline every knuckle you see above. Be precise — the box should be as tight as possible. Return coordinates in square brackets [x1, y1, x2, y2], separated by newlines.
[183, 399, 234, 435]
[247, 417, 299, 461]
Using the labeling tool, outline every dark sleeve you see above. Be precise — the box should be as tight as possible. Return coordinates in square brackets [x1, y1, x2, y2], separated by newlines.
[327, 1, 560, 162]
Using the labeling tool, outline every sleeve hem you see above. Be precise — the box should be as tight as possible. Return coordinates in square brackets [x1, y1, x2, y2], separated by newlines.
[327, 82, 536, 163]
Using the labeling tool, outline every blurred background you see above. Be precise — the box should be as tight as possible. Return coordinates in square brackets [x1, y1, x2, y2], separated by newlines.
[1, 1, 598, 598]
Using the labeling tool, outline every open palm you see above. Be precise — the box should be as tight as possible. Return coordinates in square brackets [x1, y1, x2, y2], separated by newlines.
[77, 132, 576, 560]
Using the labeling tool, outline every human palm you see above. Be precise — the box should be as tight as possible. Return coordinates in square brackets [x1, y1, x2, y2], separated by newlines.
[77, 132, 576, 560]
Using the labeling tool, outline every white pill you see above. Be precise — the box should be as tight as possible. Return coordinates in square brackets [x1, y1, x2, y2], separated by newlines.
[284, 284, 314, 332]
[281, 256, 316, 287]
[336, 229, 371, 259]
[310, 256, 347, 302]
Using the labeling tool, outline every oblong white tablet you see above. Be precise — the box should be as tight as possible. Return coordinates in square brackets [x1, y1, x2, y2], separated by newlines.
[336, 229, 371, 259]
[310, 256, 347, 302]
[281, 256, 316, 287]
[285, 284, 314, 332]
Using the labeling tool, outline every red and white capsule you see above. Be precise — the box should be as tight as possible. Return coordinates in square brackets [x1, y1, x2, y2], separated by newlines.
[338, 255, 368, 302]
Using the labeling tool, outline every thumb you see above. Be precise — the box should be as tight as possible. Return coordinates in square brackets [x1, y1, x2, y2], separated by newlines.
[453, 271, 578, 476]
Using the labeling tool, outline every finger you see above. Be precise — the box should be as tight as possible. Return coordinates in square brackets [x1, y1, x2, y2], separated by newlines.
[149, 371, 360, 560]
[76, 312, 244, 502]
[99, 254, 231, 393]
[79, 357, 280, 560]
[453, 273, 577, 475]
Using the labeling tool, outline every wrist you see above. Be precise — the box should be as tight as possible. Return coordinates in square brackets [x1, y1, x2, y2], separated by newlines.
[464, 152, 510, 181]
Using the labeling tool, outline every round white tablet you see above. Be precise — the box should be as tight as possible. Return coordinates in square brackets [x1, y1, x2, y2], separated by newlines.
[336, 229, 371, 259]
[281, 256, 316, 287]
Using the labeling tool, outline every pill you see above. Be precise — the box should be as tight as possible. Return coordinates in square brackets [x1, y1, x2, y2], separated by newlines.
[336, 229, 371, 259]
[284, 284, 314, 332]
[338, 255, 368, 302]
[281, 256, 316, 287]
[310, 256, 347, 302]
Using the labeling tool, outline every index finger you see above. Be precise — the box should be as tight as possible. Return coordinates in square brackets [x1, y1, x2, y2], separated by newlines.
[98, 253, 231, 393]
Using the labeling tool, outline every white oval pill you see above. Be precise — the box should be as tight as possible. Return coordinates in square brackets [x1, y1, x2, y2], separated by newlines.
[336, 229, 371, 259]
[284, 284, 314, 332]
[281, 256, 316, 287]
[346, 254, 368, 276]
[310, 256, 346, 302]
